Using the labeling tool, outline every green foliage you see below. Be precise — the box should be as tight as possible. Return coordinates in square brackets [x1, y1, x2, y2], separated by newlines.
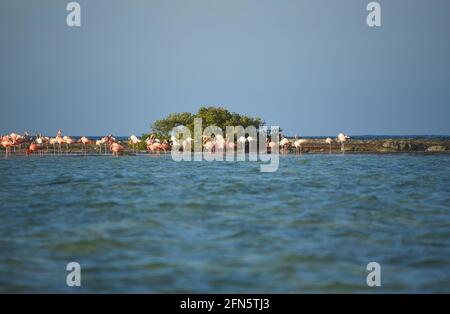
[149, 106, 264, 137]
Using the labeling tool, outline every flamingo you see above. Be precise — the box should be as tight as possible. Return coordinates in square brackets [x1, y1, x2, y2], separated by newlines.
[63, 136, 75, 154]
[161, 140, 170, 153]
[226, 138, 236, 152]
[49, 138, 58, 154]
[182, 137, 193, 152]
[237, 135, 247, 153]
[35, 134, 47, 155]
[279, 137, 291, 154]
[56, 131, 64, 154]
[1, 135, 14, 158]
[11, 133, 29, 154]
[99, 135, 116, 154]
[170, 136, 181, 151]
[216, 137, 225, 154]
[26, 143, 44, 156]
[203, 136, 215, 153]
[337, 133, 350, 153]
[110, 142, 124, 157]
[293, 136, 307, 155]
[146, 136, 163, 154]
[325, 137, 333, 154]
[99, 136, 110, 154]
[266, 138, 277, 153]
[79, 136, 92, 155]
[9, 133, 23, 154]
[129, 135, 141, 153]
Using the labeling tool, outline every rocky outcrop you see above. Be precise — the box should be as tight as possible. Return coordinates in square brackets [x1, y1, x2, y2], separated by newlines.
[425, 145, 446, 152]
[287, 138, 449, 154]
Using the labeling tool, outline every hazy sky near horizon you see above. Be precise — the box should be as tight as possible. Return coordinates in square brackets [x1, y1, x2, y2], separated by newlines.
[1, 0, 449, 136]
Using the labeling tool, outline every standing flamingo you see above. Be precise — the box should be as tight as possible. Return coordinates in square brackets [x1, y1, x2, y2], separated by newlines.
[110, 142, 124, 157]
[10, 133, 28, 154]
[146, 136, 163, 154]
[129, 135, 141, 153]
[63, 136, 75, 155]
[203, 136, 215, 154]
[226, 137, 236, 153]
[182, 137, 193, 152]
[170, 136, 181, 151]
[266, 138, 277, 153]
[337, 133, 350, 153]
[293, 136, 307, 155]
[79, 136, 92, 155]
[9, 133, 23, 154]
[49, 138, 58, 154]
[55, 130, 64, 154]
[1, 136, 14, 158]
[99, 136, 110, 154]
[325, 137, 333, 154]
[279, 137, 291, 154]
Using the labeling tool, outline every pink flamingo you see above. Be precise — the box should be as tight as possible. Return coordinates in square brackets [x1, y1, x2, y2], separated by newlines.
[26, 143, 44, 156]
[110, 142, 124, 157]
[266, 138, 277, 153]
[146, 136, 163, 154]
[49, 138, 58, 154]
[293, 136, 307, 155]
[203, 136, 215, 154]
[279, 137, 291, 154]
[79, 136, 92, 155]
[63, 136, 75, 154]
[1, 135, 14, 158]
[226, 138, 236, 152]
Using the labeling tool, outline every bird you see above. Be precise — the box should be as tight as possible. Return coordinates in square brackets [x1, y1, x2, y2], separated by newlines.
[35, 134, 48, 155]
[26, 143, 44, 156]
[79, 136, 92, 155]
[325, 137, 333, 154]
[56, 131, 65, 154]
[95, 139, 104, 154]
[110, 142, 124, 157]
[49, 138, 58, 154]
[202, 136, 215, 153]
[1, 135, 14, 158]
[9, 133, 28, 154]
[293, 136, 307, 155]
[266, 138, 278, 153]
[182, 137, 193, 152]
[146, 136, 163, 154]
[279, 137, 291, 154]
[337, 133, 350, 153]
[63, 136, 75, 154]
[237, 136, 247, 153]
[226, 137, 236, 152]
[129, 135, 141, 153]
[170, 136, 181, 151]
[99, 136, 110, 154]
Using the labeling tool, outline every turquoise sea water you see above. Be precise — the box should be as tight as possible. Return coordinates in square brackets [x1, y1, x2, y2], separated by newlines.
[0, 154, 449, 293]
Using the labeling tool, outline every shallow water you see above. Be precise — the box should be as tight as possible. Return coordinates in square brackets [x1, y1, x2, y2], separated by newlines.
[0, 154, 449, 293]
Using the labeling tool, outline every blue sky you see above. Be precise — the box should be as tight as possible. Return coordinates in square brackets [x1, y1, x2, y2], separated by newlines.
[1, 0, 449, 136]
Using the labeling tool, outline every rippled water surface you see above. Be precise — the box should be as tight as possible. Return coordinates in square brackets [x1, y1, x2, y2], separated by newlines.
[0, 154, 449, 293]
